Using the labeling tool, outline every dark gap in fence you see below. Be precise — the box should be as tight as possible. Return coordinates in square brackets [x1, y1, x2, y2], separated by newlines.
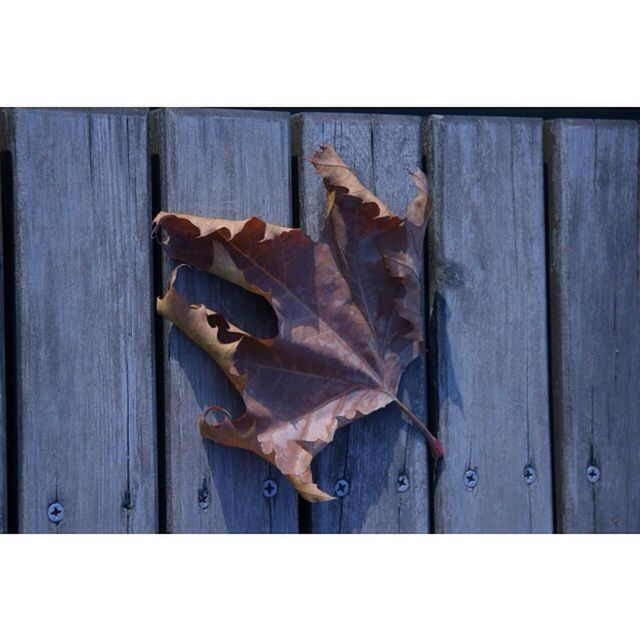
[151, 152, 168, 534]
[290, 153, 312, 533]
[542, 158, 558, 534]
[242, 107, 640, 121]
[291, 155, 300, 230]
[1, 148, 18, 533]
[422, 149, 437, 535]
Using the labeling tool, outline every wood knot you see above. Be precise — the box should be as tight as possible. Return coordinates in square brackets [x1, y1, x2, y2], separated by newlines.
[436, 261, 465, 288]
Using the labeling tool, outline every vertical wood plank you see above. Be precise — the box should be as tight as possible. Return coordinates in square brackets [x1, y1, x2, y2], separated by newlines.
[292, 113, 430, 533]
[425, 115, 553, 533]
[151, 108, 298, 533]
[4, 108, 157, 532]
[545, 119, 640, 533]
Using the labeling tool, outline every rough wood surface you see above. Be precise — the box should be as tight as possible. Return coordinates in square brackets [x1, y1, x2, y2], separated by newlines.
[425, 115, 553, 533]
[292, 113, 430, 533]
[545, 119, 640, 533]
[151, 108, 298, 533]
[4, 108, 158, 532]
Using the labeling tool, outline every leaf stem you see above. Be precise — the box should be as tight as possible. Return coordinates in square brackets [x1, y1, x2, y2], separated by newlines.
[393, 397, 443, 458]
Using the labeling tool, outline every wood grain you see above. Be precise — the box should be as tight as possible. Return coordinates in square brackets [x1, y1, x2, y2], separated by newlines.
[151, 108, 298, 533]
[425, 115, 553, 533]
[3, 108, 158, 532]
[292, 113, 431, 533]
[545, 119, 640, 533]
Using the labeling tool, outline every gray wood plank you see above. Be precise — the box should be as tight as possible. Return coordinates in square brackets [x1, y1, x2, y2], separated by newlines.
[151, 108, 298, 533]
[0, 153, 5, 534]
[292, 113, 430, 533]
[5, 108, 158, 533]
[544, 119, 640, 533]
[425, 115, 553, 533]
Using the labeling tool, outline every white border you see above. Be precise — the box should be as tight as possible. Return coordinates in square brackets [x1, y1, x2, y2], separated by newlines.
[1, 535, 638, 639]
[0, 1, 638, 106]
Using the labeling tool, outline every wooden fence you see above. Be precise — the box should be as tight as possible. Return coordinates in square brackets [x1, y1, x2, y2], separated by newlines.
[0, 108, 637, 533]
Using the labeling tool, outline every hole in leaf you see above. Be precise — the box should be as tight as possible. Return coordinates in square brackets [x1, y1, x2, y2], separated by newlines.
[204, 406, 231, 427]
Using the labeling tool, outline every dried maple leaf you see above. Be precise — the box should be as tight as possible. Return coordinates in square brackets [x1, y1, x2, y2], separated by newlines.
[153, 144, 442, 502]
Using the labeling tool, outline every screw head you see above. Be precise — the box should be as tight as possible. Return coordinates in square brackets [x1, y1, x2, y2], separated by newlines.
[587, 465, 601, 483]
[524, 465, 536, 485]
[463, 468, 478, 488]
[396, 473, 410, 493]
[334, 479, 350, 497]
[262, 479, 278, 498]
[48, 502, 64, 523]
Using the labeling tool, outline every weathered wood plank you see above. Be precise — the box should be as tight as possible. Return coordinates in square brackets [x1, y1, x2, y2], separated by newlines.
[425, 115, 553, 533]
[545, 119, 640, 533]
[292, 113, 430, 533]
[151, 108, 298, 533]
[4, 108, 158, 532]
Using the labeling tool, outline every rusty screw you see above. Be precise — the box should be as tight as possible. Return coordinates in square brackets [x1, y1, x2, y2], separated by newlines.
[524, 465, 536, 485]
[396, 473, 410, 493]
[587, 465, 601, 484]
[48, 502, 64, 523]
[335, 479, 350, 497]
[463, 468, 478, 488]
[262, 479, 278, 498]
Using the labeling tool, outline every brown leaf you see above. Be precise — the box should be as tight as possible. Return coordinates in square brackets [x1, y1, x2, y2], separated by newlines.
[153, 144, 441, 502]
